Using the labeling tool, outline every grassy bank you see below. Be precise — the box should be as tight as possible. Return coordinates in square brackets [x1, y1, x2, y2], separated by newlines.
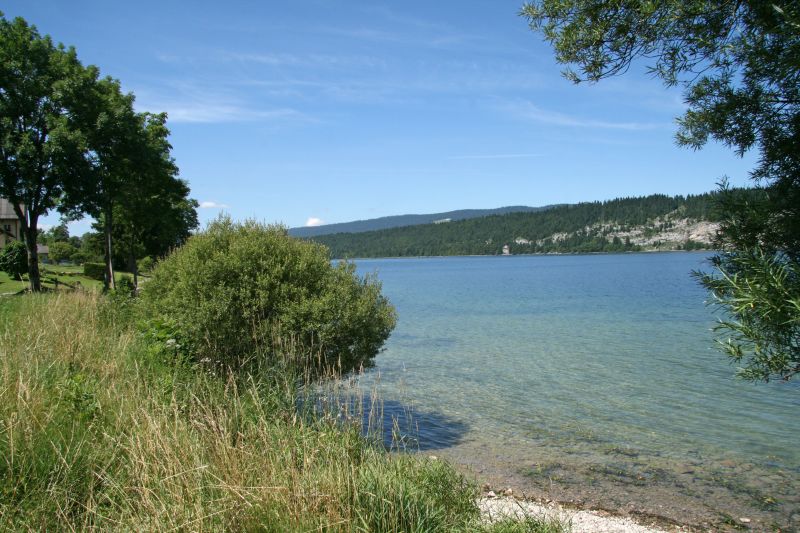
[0, 292, 562, 531]
[0, 264, 137, 293]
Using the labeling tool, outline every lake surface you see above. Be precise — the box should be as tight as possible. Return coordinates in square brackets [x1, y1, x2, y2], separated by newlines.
[352, 253, 799, 530]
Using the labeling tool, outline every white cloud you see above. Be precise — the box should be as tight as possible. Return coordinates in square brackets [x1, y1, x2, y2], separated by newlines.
[448, 153, 544, 160]
[514, 102, 665, 131]
[199, 201, 229, 209]
[134, 82, 313, 124]
[225, 52, 384, 69]
[305, 217, 324, 227]
[163, 104, 305, 124]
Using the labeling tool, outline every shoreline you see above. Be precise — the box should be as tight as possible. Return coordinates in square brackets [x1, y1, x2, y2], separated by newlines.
[461, 461, 694, 532]
[334, 249, 717, 261]
[479, 494, 690, 533]
[435, 445, 790, 532]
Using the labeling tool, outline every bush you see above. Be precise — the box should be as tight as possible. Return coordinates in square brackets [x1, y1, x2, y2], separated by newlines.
[83, 262, 106, 281]
[0, 240, 27, 278]
[141, 217, 397, 374]
[115, 276, 136, 296]
[137, 255, 154, 273]
[71, 249, 101, 265]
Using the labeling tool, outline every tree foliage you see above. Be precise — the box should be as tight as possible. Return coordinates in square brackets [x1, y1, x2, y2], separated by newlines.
[696, 250, 800, 381]
[108, 112, 198, 284]
[522, 0, 800, 381]
[41, 222, 70, 244]
[142, 217, 397, 376]
[0, 13, 94, 291]
[76, 110, 199, 287]
[73, 78, 140, 290]
[521, 1, 799, 220]
[0, 240, 27, 279]
[1, 13, 198, 291]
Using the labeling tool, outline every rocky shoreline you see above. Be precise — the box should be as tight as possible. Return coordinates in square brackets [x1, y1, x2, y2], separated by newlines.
[479, 491, 690, 533]
[433, 441, 795, 532]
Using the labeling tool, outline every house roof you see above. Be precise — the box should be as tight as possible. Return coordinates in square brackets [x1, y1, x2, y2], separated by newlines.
[0, 197, 22, 219]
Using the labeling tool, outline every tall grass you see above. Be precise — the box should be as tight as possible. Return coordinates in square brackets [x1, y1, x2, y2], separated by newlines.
[0, 292, 564, 532]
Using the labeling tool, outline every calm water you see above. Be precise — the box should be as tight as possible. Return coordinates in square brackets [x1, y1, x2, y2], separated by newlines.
[352, 253, 800, 530]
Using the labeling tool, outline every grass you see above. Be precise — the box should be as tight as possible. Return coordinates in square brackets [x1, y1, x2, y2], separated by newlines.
[0, 291, 565, 532]
[0, 263, 136, 293]
[0, 270, 25, 293]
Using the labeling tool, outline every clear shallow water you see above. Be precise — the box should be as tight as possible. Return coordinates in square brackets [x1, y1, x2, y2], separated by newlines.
[352, 253, 800, 530]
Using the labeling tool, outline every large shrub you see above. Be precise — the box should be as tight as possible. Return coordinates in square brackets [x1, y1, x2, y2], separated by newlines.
[141, 217, 396, 374]
[0, 240, 27, 279]
[83, 262, 106, 281]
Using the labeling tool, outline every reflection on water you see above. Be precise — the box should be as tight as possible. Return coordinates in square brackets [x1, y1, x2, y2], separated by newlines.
[352, 253, 800, 531]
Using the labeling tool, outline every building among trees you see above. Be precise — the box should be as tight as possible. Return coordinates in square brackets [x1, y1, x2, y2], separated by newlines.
[0, 198, 23, 248]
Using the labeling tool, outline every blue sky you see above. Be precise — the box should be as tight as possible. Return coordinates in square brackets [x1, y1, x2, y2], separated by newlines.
[5, 1, 754, 233]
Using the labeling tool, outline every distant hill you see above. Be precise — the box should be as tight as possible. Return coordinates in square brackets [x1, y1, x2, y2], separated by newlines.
[288, 206, 552, 237]
[306, 190, 764, 258]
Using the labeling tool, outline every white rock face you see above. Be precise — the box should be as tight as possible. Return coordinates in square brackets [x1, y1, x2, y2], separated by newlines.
[535, 217, 721, 250]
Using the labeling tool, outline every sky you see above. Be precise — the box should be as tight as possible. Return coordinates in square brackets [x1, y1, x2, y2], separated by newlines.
[5, 1, 755, 233]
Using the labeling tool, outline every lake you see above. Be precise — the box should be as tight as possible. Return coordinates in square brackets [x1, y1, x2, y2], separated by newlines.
[352, 252, 799, 530]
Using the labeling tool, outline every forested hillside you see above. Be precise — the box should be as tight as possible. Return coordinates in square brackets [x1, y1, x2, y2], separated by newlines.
[310, 190, 761, 258]
[288, 205, 552, 237]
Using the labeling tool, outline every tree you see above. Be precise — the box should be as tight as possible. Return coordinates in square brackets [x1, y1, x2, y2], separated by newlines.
[47, 240, 76, 263]
[2, 14, 196, 291]
[65, 86, 198, 291]
[44, 221, 70, 244]
[0, 240, 27, 279]
[113, 191, 198, 287]
[701, 249, 799, 381]
[63, 77, 141, 291]
[522, 0, 800, 381]
[71, 231, 103, 265]
[0, 14, 95, 291]
[109, 112, 198, 288]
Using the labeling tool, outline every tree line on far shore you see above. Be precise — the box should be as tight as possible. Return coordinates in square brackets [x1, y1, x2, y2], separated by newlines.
[310, 190, 760, 258]
[0, 13, 198, 292]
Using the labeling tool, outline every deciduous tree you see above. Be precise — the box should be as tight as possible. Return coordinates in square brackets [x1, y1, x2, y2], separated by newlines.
[65, 77, 142, 291]
[0, 13, 94, 291]
[111, 112, 198, 287]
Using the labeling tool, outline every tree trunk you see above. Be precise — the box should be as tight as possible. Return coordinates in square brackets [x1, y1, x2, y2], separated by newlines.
[104, 203, 115, 291]
[24, 224, 41, 292]
[12, 202, 41, 293]
[127, 243, 138, 290]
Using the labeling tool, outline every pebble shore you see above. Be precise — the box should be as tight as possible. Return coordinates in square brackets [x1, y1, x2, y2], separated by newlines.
[479, 493, 692, 533]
